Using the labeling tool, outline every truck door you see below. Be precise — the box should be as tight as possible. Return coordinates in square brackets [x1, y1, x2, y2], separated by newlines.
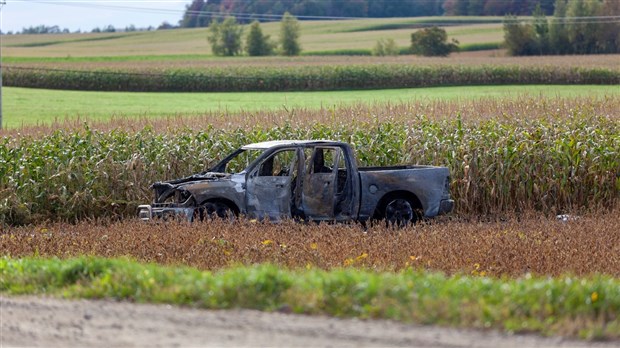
[301, 147, 340, 220]
[246, 149, 299, 221]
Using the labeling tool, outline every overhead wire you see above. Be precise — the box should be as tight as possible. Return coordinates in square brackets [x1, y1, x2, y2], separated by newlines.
[11, 0, 620, 25]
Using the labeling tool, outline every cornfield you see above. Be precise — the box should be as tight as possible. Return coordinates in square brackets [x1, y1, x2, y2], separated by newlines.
[5, 64, 619, 92]
[0, 96, 618, 225]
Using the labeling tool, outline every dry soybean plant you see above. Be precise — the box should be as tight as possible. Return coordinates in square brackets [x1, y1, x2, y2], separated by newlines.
[2, 213, 619, 277]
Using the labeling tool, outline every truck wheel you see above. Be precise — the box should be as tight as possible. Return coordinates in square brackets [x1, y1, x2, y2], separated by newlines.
[194, 202, 235, 222]
[384, 198, 418, 228]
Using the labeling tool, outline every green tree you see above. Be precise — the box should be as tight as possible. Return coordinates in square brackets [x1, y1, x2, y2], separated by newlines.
[372, 38, 400, 56]
[207, 17, 244, 56]
[410, 27, 459, 57]
[565, 0, 600, 54]
[595, 0, 620, 53]
[503, 0, 620, 55]
[245, 21, 275, 56]
[280, 12, 301, 56]
[181, 0, 206, 28]
[503, 16, 537, 55]
[549, 0, 570, 54]
[467, 0, 485, 15]
[532, 4, 550, 54]
[443, 0, 469, 15]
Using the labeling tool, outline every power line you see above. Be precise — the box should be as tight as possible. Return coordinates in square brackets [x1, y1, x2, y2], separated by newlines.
[23, 0, 366, 21]
[17, 0, 187, 16]
[15, 0, 620, 23]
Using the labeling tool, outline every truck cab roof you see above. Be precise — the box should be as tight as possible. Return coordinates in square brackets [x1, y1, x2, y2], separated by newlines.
[242, 140, 340, 150]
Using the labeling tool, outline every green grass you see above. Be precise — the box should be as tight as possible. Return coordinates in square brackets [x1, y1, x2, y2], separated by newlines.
[1, 256, 618, 339]
[3, 85, 617, 128]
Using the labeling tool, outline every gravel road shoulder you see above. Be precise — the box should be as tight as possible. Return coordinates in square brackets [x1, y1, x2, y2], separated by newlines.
[1, 296, 616, 348]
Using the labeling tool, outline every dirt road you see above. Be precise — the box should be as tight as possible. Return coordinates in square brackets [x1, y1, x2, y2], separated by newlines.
[1, 296, 616, 348]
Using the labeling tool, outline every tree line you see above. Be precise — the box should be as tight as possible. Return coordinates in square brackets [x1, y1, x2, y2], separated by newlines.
[504, 0, 620, 55]
[8, 24, 151, 35]
[443, 0, 555, 16]
[208, 12, 458, 57]
[211, 0, 619, 58]
[180, 0, 556, 27]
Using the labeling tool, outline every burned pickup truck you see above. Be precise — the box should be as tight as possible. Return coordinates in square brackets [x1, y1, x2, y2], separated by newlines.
[138, 140, 454, 226]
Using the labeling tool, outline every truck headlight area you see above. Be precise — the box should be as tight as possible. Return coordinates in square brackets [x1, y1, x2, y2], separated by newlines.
[138, 205, 152, 221]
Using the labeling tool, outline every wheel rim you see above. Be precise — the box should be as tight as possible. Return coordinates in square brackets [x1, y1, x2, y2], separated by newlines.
[385, 199, 414, 227]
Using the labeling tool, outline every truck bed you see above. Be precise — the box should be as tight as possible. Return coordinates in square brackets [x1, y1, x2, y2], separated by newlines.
[358, 165, 436, 171]
[357, 165, 451, 219]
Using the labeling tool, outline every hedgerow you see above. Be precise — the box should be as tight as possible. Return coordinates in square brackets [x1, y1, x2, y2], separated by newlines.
[5, 64, 619, 92]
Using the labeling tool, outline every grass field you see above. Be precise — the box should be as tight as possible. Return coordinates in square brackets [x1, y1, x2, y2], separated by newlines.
[4, 85, 618, 128]
[3, 17, 505, 58]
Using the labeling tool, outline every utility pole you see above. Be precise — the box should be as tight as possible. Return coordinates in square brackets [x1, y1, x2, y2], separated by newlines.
[0, 1, 5, 130]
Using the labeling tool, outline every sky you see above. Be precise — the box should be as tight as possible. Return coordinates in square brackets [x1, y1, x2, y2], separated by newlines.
[2, 0, 191, 33]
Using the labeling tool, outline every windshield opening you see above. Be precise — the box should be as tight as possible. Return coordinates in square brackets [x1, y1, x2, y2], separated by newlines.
[213, 149, 265, 174]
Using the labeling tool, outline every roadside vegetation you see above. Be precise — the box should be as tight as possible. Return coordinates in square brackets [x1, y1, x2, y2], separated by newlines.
[1, 256, 618, 340]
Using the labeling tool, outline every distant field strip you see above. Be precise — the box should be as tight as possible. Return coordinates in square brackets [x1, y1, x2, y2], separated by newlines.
[7, 34, 140, 48]
[5, 65, 619, 92]
[7, 54, 618, 68]
[2, 17, 504, 57]
[3, 85, 618, 128]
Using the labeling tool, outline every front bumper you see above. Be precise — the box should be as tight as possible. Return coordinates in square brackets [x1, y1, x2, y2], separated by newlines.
[438, 199, 455, 215]
[138, 204, 195, 222]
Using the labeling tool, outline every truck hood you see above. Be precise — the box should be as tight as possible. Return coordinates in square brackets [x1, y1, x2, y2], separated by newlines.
[152, 172, 232, 202]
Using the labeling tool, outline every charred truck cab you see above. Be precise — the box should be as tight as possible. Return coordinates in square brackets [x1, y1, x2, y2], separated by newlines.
[138, 140, 454, 226]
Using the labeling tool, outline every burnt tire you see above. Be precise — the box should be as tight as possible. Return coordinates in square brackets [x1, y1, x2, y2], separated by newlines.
[384, 198, 419, 228]
[194, 202, 235, 222]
